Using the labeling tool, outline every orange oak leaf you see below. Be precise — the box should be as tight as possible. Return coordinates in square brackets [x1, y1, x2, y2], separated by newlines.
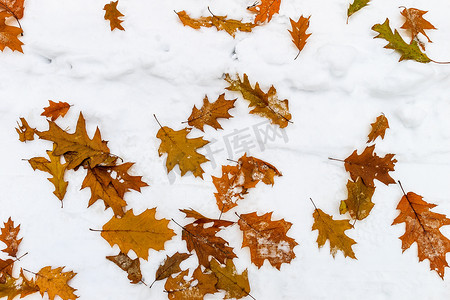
[35, 266, 78, 300]
[180, 208, 234, 228]
[187, 94, 236, 132]
[367, 114, 389, 143]
[104, 1, 124, 31]
[15, 117, 34, 142]
[100, 208, 175, 260]
[0, 0, 24, 20]
[41, 100, 71, 121]
[288, 15, 311, 60]
[29, 145, 68, 201]
[392, 191, 450, 279]
[151, 252, 191, 287]
[339, 178, 375, 221]
[18, 269, 39, 298]
[225, 73, 292, 128]
[210, 258, 251, 299]
[0, 218, 22, 258]
[0, 12, 23, 53]
[248, 0, 281, 24]
[156, 126, 209, 178]
[176, 10, 256, 37]
[312, 208, 356, 259]
[37, 112, 114, 170]
[164, 267, 217, 300]
[238, 212, 297, 269]
[0, 259, 14, 282]
[106, 252, 142, 284]
[344, 145, 397, 187]
[400, 7, 436, 45]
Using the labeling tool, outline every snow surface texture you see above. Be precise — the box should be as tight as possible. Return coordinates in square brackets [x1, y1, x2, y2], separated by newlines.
[3, 0, 450, 299]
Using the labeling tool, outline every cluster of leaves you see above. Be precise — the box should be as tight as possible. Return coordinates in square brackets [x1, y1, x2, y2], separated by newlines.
[0, 0, 24, 52]
[0, 217, 77, 300]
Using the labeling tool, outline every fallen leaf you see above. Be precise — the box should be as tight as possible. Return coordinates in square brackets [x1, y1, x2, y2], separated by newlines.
[157, 126, 209, 178]
[180, 208, 234, 227]
[152, 252, 191, 287]
[104, 0, 124, 31]
[35, 266, 78, 300]
[210, 259, 251, 299]
[18, 269, 39, 298]
[225, 73, 291, 128]
[0, 12, 23, 53]
[392, 191, 450, 279]
[164, 267, 217, 300]
[41, 100, 71, 121]
[0, 274, 21, 299]
[312, 208, 356, 259]
[339, 178, 375, 220]
[400, 7, 436, 44]
[106, 252, 142, 284]
[0, 0, 24, 19]
[0, 259, 14, 282]
[367, 114, 389, 143]
[248, 0, 281, 24]
[187, 94, 236, 131]
[16, 117, 34, 142]
[0, 218, 22, 258]
[288, 15, 311, 59]
[100, 208, 175, 260]
[347, 0, 370, 21]
[238, 212, 297, 269]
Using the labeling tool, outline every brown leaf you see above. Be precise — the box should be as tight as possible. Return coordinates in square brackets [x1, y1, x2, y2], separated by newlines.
[0, 12, 23, 53]
[0, 218, 22, 258]
[400, 7, 436, 44]
[16, 117, 34, 142]
[41, 100, 71, 121]
[0, 0, 24, 19]
[248, 0, 281, 24]
[288, 15, 311, 59]
[339, 178, 375, 220]
[152, 252, 191, 286]
[225, 73, 292, 128]
[164, 267, 217, 300]
[104, 1, 124, 31]
[238, 212, 297, 269]
[100, 208, 175, 260]
[180, 208, 234, 228]
[18, 269, 39, 298]
[106, 252, 142, 284]
[187, 94, 236, 131]
[157, 126, 209, 178]
[344, 145, 397, 187]
[0, 259, 14, 282]
[367, 114, 389, 143]
[210, 258, 251, 299]
[392, 191, 450, 279]
[35, 266, 78, 300]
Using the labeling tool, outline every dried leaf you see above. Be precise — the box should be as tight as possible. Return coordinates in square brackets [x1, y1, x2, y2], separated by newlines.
[400, 7, 436, 44]
[104, 0, 124, 31]
[238, 212, 297, 269]
[180, 208, 234, 228]
[0, 259, 14, 282]
[210, 259, 251, 299]
[187, 94, 236, 131]
[16, 117, 34, 142]
[344, 145, 396, 187]
[0, 0, 24, 19]
[35, 266, 78, 300]
[0, 12, 23, 53]
[0, 274, 21, 300]
[153, 252, 191, 285]
[29, 145, 68, 201]
[339, 178, 375, 220]
[18, 269, 39, 298]
[312, 208, 356, 259]
[347, 0, 370, 20]
[164, 267, 217, 300]
[367, 114, 389, 143]
[41, 100, 71, 121]
[372, 18, 431, 63]
[392, 191, 450, 279]
[106, 252, 142, 284]
[101, 208, 175, 260]
[288, 15, 311, 59]
[0, 218, 22, 258]
[248, 0, 281, 24]
[225, 73, 291, 128]
[157, 126, 209, 178]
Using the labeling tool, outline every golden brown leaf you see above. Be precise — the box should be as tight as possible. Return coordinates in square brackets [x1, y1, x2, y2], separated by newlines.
[106, 252, 142, 284]
[0, 274, 20, 300]
[35, 266, 78, 300]
[312, 208, 356, 259]
[339, 178, 375, 220]
[225, 73, 291, 128]
[367, 114, 389, 143]
[0, 259, 14, 282]
[0, 218, 22, 258]
[29, 145, 68, 201]
[210, 259, 251, 299]
[0, 12, 23, 53]
[0, 0, 24, 19]
[104, 1, 124, 31]
[16, 117, 34, 142]
[347, 0, 370, 21]
[157, 126, 209, 178]
[100, 208, 175, 260]
[187, 94, 236, 131]
[180, 208, 234, 227]
[37, 112, 113, 170]
[238, 212, 297, 269]
[248, 0, 281, 24]
[41, 100, 71, 121]
[288, 15, 311, 59]
[18, 269, 39, 298]
[400, 7, 436, 44]
[152, 252, 191, 286]
[164, 267, 217, 300]
[392, 191, 450, 279]
[239, 153, 281, 188]
[344, 145, 397, 187]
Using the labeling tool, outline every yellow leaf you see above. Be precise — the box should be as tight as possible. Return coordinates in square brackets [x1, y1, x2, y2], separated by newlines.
[210, 259, 251, 299]
[35, 266, 78, 300]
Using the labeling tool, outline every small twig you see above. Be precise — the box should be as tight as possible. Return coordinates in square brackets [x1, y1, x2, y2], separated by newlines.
[153, 114, 164, 129]
[328, 157, 345, 163]
[309, 198, 320, 215]
[294, 50, 300, 60]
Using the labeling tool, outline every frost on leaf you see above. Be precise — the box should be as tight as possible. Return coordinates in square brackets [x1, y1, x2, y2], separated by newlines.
[392, 191, 450, 279]
[0, 0, 25, 19]
[367, 114, 389, 143]
[41, 100, 71, 121]
[0, 218, 22, 258]
[104, 0, 124, 31]
[248, 0, 281, 24]
[400, 7, 436, 47]
[164, 267, 217, 300]
[238, 212, 297, 269]
[187, 94, 236, 131]
[225, 73, 291, 128]
[340, 178, 375, 221]
[0, 12, 23, 53]
[288, 15, 311, 59]
[35, 266, 78, 300]
[210, 258, 251, 299]
[106, 252, 142, 284]
[16, 117, 35, 142]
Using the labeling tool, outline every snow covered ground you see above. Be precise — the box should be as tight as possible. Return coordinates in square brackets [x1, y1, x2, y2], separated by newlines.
[2, 0, 450, 299]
